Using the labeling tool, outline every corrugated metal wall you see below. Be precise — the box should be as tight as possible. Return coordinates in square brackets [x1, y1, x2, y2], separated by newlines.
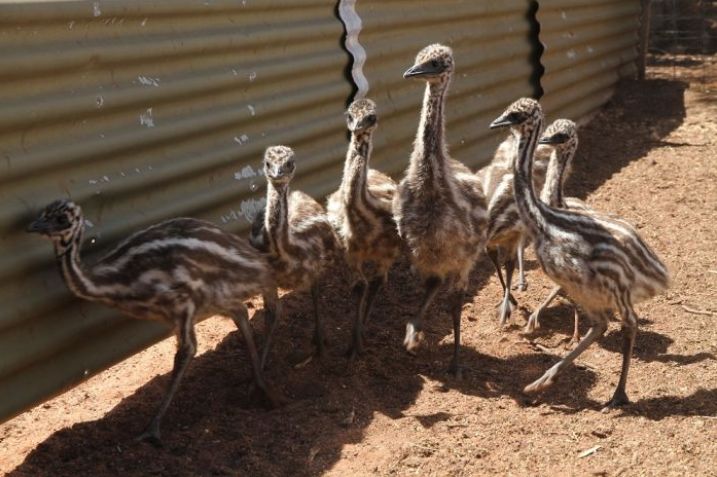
[538, 0, 641, 122]
[0, 0, 350, 422]
[0, 0, 642, 423]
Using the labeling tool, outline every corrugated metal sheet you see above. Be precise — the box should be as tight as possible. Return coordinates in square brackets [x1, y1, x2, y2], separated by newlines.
[0, 0, 350, 422]
[355, 0, 535, 174]
[538, 0, 641, 122]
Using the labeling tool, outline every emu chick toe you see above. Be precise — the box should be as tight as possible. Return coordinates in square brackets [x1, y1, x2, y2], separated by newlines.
[403, 323, 424, 354]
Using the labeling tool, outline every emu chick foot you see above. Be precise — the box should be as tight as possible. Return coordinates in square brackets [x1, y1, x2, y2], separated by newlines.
[524, 311, 541, 333]
[403, 323, 424, 355]
[524, 366, 559, 394]
[135, 425, 162, 447]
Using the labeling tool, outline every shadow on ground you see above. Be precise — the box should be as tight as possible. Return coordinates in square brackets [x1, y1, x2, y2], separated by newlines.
[622, 388, 717, 421]
[8, 259, 590, 477]
[566, 77, 687, 202]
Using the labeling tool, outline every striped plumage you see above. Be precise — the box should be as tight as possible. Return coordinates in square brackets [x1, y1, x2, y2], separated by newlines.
[27, 200, 279, 444]
[250, 145, 339, 366]
[477, 133, 553, 326]
[490, 98, 669, 407]
[394, 44, 488, 375]
[326, 99, 402, 361]
[525, 119, 591, 343]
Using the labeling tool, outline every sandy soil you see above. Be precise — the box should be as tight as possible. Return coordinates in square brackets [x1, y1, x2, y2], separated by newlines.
[1, 55, 716, 477]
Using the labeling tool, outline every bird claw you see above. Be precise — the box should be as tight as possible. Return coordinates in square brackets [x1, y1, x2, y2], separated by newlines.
[512, 280, 528, 292]
[293, 353, 314, 369]
[345, 341, 365, 363]
[565, 336, 580, 349]
[135, 426, 162, 447]
[447, 362, 463, 380]
[524, 312, 540, 333]
[602, 390, 630, 412]
[403, 323, 423, 355]
[524, 369, 557, 394]
[311, 334, 328, 358]
[497, 301, 513, 328]
[248, 381, 284, 409]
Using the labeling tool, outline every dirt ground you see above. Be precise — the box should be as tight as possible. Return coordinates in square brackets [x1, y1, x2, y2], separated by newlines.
[1, 55, 716, 477]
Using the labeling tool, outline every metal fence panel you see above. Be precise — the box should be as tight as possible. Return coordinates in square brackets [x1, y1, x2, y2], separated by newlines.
[0, 0, 350, 422]
[538, 0, 641, 122]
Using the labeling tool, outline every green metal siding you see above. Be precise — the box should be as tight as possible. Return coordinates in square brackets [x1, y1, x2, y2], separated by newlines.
[0, 0, 350, 422]
[538, 0, 641, 122]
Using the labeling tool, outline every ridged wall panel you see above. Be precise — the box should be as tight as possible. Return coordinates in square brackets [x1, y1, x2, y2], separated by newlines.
[538, 0, 641, 122]
[0, 0, 350, 422]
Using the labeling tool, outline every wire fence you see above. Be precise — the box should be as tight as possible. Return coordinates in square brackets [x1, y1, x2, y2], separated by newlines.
[649, 0, 716, 54]
[647, 0, 716, 85]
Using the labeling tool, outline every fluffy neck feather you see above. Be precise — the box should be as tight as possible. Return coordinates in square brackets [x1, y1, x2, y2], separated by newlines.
[341, 129, 372, 207]
[409, 80, 450, 190]
[54, 224, 102, 301]
[540, 148, 563, 207]
[540, 145, 575, 207]
[265, 181, 290, 256]
[512, 121, 549, 238]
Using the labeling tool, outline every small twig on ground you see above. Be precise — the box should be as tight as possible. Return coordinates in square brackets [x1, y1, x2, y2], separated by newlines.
[575, 362, 597, 371]
[578, 445, 602, 458]
[410, 442, 435, 451]
[445, 422, 468, 429]
[680, 304, 716, 317]
[535, 344, 558, 354]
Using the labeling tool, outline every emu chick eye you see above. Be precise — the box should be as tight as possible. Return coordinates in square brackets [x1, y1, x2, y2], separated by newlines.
[508, 112, 522, 123]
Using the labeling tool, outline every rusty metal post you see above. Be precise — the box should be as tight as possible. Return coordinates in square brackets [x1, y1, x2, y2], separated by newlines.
[638, 0, 653, 80]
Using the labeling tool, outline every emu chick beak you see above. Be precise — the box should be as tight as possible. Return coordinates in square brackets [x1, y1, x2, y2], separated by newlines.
[26, 218, 47, 234]
[489, 116, 514, 129]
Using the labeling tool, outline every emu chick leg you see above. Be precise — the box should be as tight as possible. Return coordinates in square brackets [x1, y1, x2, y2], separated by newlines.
[404, 276, 442, 354]
[498, 257, 516, 327]
[524, 312, 608, 394]
[605, 305, 638, 408]
[233, 303, 280, 408]
[525, 285, 562, 333]
[259, 290, 281, 370]
[361, 276, 384, 330]
[448, 288, 465, 378]
[348, 276, 385, 363]
[347, 281, 368, 362]
[488, 247, 518, 310]
[310, 283, 326, 357]
[514, 239, 528, 291]
[488, 247, 507, 293]
[569, 306, 581, 346]
[137, 307, 197, 445]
